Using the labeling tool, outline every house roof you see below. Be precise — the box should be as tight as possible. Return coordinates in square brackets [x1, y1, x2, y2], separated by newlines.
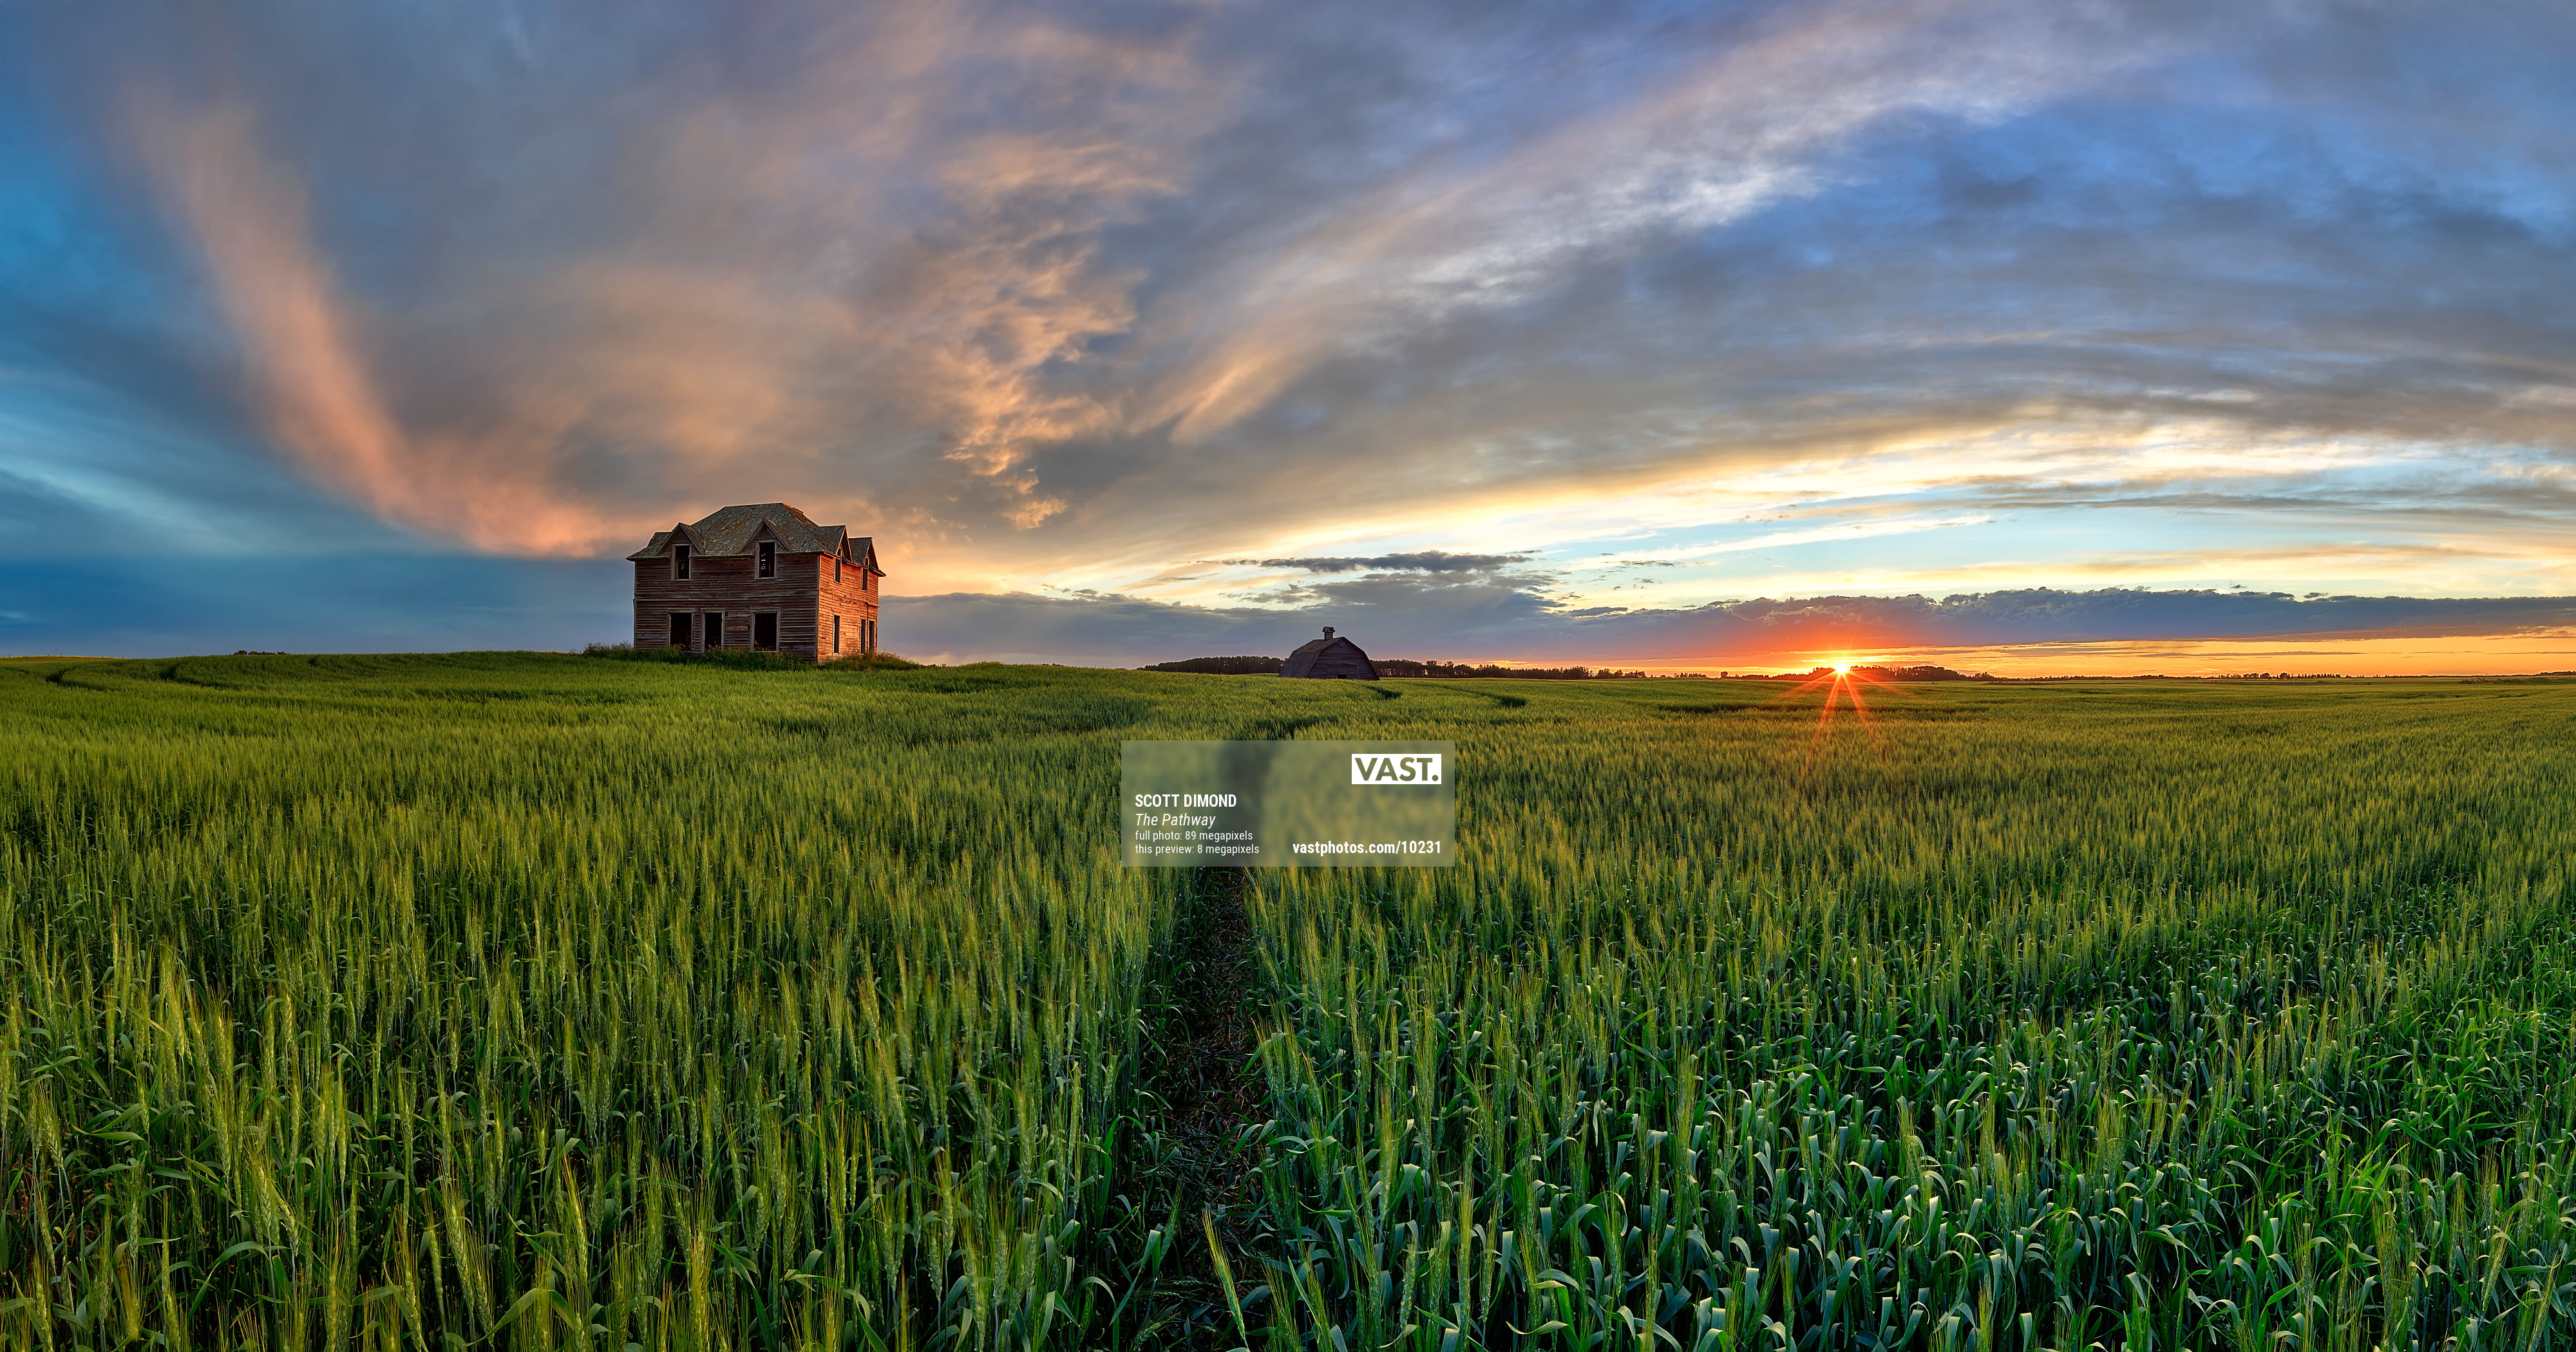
[627, 503, 880, 568]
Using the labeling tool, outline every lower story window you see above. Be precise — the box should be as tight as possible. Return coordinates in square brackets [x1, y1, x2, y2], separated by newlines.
[704, 612, 724, 648]
[667, 612, 688, 646]
[833, 614, 842, 653]
[753, 612, 779, 651]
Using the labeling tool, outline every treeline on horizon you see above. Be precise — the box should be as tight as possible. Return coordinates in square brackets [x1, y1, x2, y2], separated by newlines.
[1137, 654, 1663, 678]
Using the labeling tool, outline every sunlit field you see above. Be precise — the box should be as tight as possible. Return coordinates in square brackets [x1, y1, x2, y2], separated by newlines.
[3, 654, 2572, 1350]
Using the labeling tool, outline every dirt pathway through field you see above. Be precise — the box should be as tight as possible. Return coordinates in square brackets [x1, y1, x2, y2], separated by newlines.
[1142, 865, 1268, 1347]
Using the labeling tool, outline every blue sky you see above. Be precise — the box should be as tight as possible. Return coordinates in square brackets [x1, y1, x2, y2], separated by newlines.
[3, 0, 2573, 670]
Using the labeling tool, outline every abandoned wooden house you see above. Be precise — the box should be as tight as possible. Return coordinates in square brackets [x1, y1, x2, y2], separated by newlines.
[1280, 626, 1379, 680]
[629, 503, 882, 662]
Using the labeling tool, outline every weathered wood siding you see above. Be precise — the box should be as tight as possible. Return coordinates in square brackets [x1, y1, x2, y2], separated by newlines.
[1302, 647, 1379, 679]
[634, 550, 880, 663]
[815, 554, 882, 658]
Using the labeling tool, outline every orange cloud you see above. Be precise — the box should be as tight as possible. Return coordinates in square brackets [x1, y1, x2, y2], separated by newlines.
[121, 1, 1213, 558]
[1806, 632, 2576, 678]
[133, 97, 606, 554]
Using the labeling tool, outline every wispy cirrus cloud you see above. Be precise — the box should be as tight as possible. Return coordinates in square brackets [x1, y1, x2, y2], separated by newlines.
[1215, 551, 1532, 574]
[129, 95, 608, 552]
[1138, 0, 2182, 447]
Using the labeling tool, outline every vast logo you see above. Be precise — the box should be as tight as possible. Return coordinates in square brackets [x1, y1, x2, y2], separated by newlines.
[1350, 753, 1443, 785]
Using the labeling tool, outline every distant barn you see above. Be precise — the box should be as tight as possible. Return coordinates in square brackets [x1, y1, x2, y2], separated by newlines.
[1281, 627, 1380, 680]
[629, 503, 882, 663]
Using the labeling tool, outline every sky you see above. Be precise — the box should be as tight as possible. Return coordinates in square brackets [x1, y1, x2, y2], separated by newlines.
[3, 0, 2573, 673]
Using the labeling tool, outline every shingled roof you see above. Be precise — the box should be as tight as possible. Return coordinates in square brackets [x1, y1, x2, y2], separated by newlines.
[1280, 627, 1379, 680]
[627, 503, 878, 568]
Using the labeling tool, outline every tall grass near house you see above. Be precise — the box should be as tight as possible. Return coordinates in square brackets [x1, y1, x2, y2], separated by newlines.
[0, 653, 1274, 1349]
[3, 657, 2572, 1348]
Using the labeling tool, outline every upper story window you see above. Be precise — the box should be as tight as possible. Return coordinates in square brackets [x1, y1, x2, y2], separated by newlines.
[673, 544, 691, 580]
[757, 541, 777, 578]
[833, 558, 842, 585]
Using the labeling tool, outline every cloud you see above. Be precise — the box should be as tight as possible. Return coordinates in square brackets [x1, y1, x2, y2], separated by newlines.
[884, 577, 2576, 672]
[1656, 589, 2576, 649]
[1141, 0, 2182, 446]
[8, 521, 2567, 679]
[129, 95, 609, 552]
[65, 0, 1220, 559]
[1218, 551, 1531, 573]
[133, 102, 401, 504]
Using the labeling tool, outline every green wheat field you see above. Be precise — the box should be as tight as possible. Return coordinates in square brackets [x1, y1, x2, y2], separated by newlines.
[3, 653, 2573, 1351]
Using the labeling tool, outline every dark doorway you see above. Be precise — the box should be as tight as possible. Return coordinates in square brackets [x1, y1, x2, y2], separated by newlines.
[704, 613, 724, 649]
[753, 612, 779, 650]
[668, 613, 689, 647]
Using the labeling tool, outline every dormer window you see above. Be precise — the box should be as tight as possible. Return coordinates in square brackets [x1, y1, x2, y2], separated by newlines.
[757, 541, 776, 578]
[673, 544, 691, 580]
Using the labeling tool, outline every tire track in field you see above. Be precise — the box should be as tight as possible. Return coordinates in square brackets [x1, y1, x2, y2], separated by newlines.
[1141, 865, 1267, 1348]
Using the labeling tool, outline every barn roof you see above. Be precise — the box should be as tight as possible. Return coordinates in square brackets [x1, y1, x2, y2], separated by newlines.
[627, 503, 879, 568]
[1280, 628, 1379, 679]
